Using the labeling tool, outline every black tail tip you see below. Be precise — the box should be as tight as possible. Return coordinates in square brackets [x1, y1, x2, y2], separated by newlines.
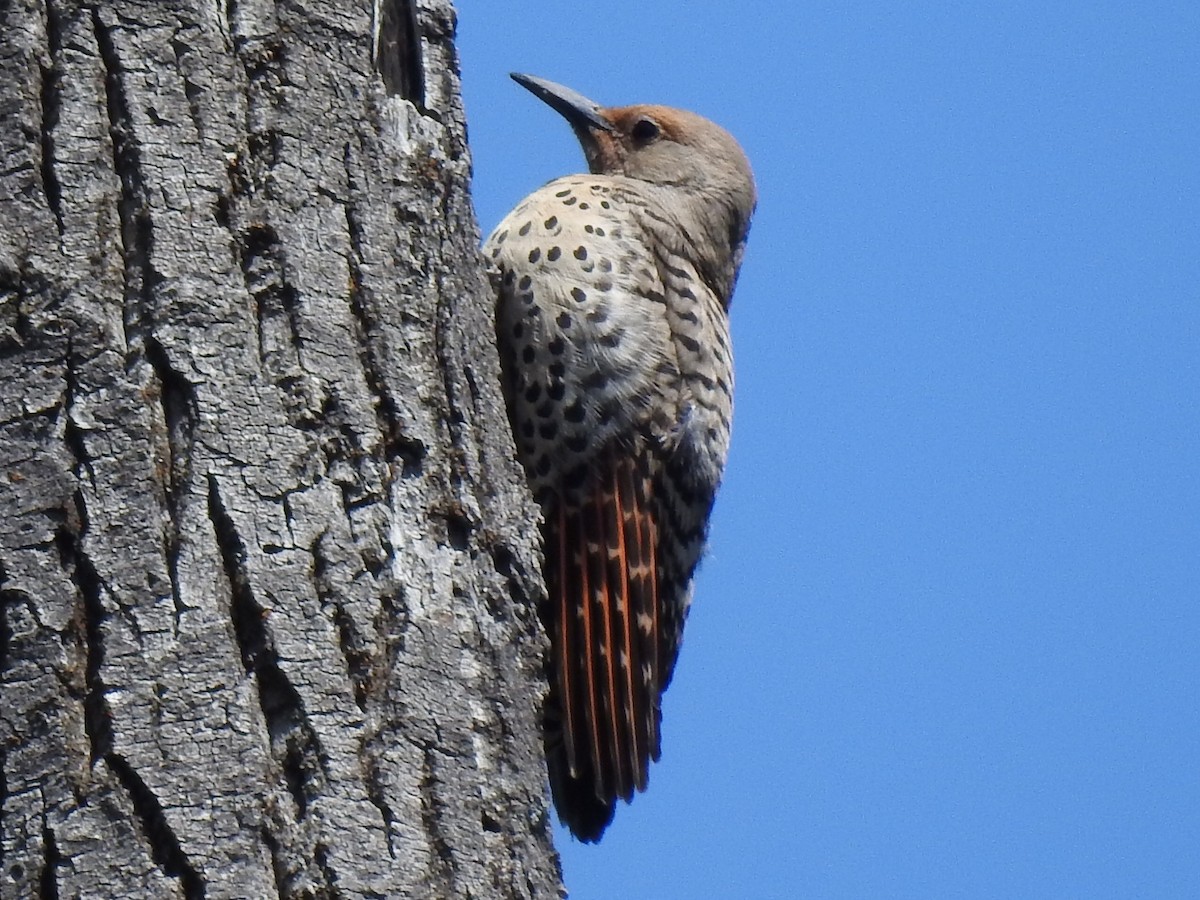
[553, 783, 616, 844]
[546, 746, 617, 842]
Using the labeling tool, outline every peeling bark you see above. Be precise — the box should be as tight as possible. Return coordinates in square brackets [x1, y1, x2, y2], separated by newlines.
[0, 2, 560, 897]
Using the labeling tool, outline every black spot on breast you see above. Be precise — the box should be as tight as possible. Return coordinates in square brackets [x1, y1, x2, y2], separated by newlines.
[571, 287, 587, 303]
[598, 258, 613, 273]
[678, 308, 700, 325]
[555, 188, 572, 198]
[597, 401, 617, 424]
[539, 422, 559, 440]
[666, 264, 690, 280]
[528, 247, 541, 263]
[566, 434, 588, 453]
[548, 246, 561, 261]
[564, 399, 585, 422]
[496, 229, 509, 243]
[548, 381, 565, 401]
[512, 322, 524, 339]
[582, 370, 609, 390]
[503, 270, 516, 285]
[548, 337, 565, 356]
[578, 202, 590, 210]
[564, 196, 577, 206]
[586, 305, 608, 324]
[520, 293, 536, 306]
[599, 333, 621, 349]
[574, 246, 588, 260]
[556, 312, 572, 329]
[597, 277, 614, 292]
[678, 287, 698, 301]
[519, 221, 532, 236]
[679, 334, 701, 353]
[524, 382, 541, 403]
[518, 275, 532, 291]
[544, 215, 558, 229]
[595, 226, 606, 237]
[549, 361, 565, 378]
[522, 346, 535, 364]
[600, 200, 611, 209]
[536, 400, 554, 418]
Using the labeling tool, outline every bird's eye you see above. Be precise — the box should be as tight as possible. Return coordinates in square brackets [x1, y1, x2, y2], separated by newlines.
[630, 118, 661, 144]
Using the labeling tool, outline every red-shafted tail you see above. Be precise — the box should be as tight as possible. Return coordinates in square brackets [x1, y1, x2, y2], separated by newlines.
[543, 452, 662, 842]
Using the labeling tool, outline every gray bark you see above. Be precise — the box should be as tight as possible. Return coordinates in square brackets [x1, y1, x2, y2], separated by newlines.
[0, 1, 561, 897]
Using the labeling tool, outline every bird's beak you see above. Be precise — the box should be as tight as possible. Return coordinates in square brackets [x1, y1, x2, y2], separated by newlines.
[510, 73, 615, 134]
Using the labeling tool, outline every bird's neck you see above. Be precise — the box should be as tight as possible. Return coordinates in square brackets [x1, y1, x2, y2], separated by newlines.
[636, 182, 748, 307]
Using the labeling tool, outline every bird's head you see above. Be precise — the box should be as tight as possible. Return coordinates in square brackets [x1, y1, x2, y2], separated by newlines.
[511, 73, 756, 284]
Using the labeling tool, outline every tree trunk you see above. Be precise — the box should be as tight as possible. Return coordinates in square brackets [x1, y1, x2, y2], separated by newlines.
[0, 1, 560, 897]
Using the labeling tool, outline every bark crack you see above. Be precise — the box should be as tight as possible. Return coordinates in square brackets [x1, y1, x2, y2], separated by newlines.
[61, 342, 95, 487]
[39, 824, 60, 900]
[311, 533, 370, 711]
[312, 843, 343, 899]
[144, 336, 197, 630]
[374, 0, 425, 106]
[419, 744, 456, 895]
[359, 738, 397, 860]
[428, 161, 482, 511]
[54, 489, 112, 762]
[239, 222, 304, 368]
[342, 148, 427, 474]
[39, 1, 65, 237]
[432, 262, 475, 516]
[207, 476, 327, 821]
[169, 27, 206, 139]
[94, 6, 159, 349]
[105, 753, 206, 899]
[38, 72, 64, 237]
[372, 588, 408, 694]
[260, 825, 289, 900]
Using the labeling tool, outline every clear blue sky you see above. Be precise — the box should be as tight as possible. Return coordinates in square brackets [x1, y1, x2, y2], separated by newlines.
[457, 3, 1199, 897]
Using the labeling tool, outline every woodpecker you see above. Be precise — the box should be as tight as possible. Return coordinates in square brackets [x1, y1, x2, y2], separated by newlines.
[484, 73, 756, 841]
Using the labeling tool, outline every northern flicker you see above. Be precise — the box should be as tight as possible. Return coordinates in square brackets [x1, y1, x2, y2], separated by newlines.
[485, 73, 756, 841]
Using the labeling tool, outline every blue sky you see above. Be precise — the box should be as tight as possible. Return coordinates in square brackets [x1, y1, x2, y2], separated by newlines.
[457, 3, 1199, 897]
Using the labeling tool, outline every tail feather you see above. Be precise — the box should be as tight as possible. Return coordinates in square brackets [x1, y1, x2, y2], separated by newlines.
[543, 451, 664, 840]
[609, 463, 643, 789]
